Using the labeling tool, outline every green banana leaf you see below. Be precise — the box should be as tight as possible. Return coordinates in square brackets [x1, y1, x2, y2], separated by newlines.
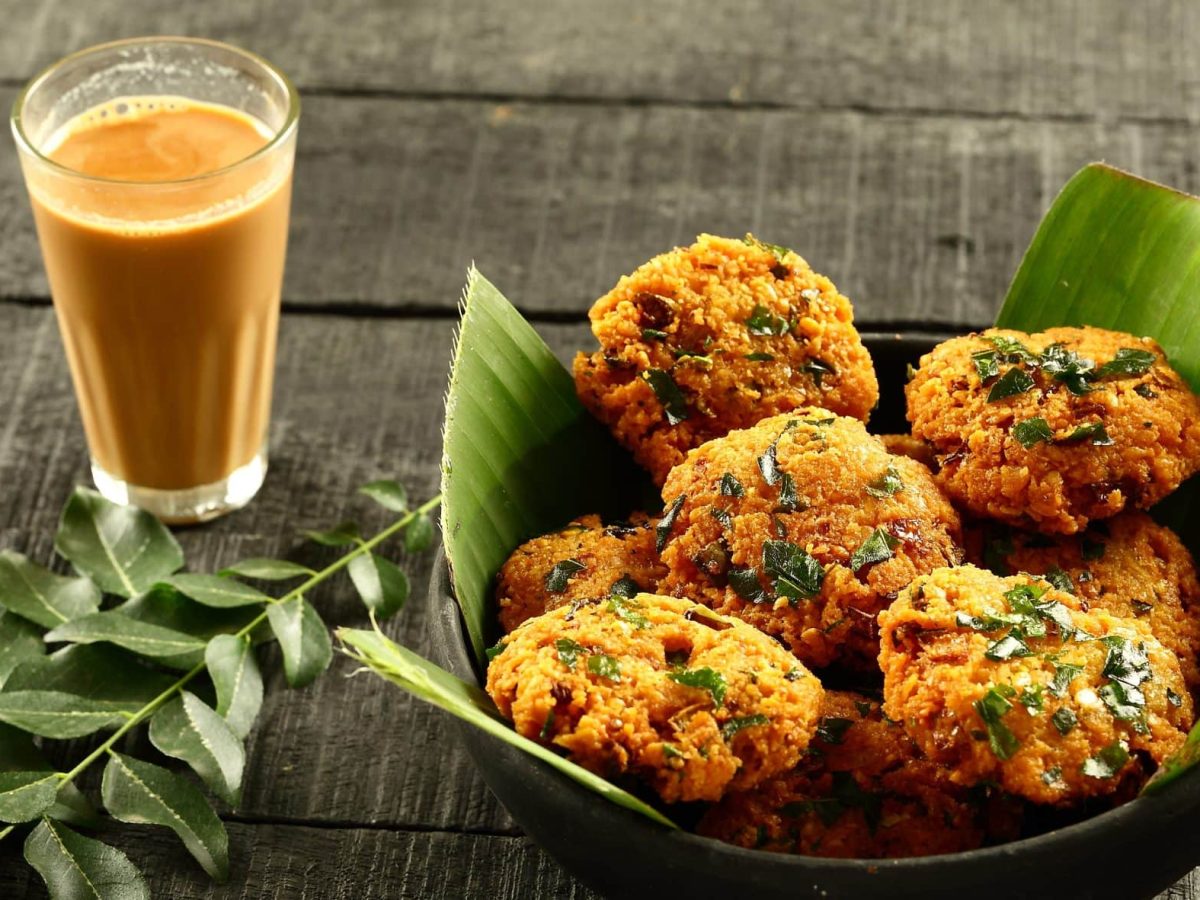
[440, 267, 651, 665]
[996, 162, 1200, 794]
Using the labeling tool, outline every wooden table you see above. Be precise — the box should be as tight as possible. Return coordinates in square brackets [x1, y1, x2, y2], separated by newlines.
[1, 2, 1199, 896]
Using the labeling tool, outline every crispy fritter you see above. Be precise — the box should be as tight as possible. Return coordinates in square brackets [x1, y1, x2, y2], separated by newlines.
[486, 592, 824, 803]
[877, 433, 937, 469]
[966, 513, 1200, 691]
[574, 234, 879, 485]
[657, 411, 962, 670]
[906, 327, 1200, 534]
[879, 565, 1193, 805]
[698, 691, 1020, 858]
[495, 513, 667, 632]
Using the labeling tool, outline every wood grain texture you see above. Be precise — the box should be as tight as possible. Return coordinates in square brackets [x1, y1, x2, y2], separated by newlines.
[0, 822, 599, 899]
[4, 88, 1200, 324]
[3, 0, 1200, 123]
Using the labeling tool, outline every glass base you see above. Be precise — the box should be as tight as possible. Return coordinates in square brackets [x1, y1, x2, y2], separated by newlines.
[91, 450, 267, 525]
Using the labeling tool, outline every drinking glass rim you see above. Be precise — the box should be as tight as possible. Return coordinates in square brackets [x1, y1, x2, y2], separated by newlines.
[10, 35, 301, 187]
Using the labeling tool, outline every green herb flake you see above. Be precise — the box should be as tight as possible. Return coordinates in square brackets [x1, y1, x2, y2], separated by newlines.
[656, 494, 686, 552]
[987, 367, 1036, 402]
[746, 304, 790, 337]
[801, 358, 837, 387]
[1039, 343, 1096, 395]
[485, 640, 508, 664]
[973, 687, 1020, 760]
[710, 507, 733, 530]
[728, 566, 766, 603]
[762, 540, 825, 601]
[586, 653, 621, 682]
[642, 369, 689, 425]
[972, 350, 1000, 382]
[1134, 384, 1157, 399]
[1131, 600, 1153, 617]
[985, 335, 1036, 361]
[1012, 417, 1054, 448]
[848, 528, 900, 572]
[985, 634, 1033, 661]
[744, 352, 775, 362]
[607, 595, 650, 630]
[1168, 688, 1184, 708]
[641, 328, 669, 341]
[1044, 566, 1075, 595]
[1062, 421, 1114, 446]
[1019, 686, 1045, 715]
[1042, 766, 1065, 788]
[610, 576, 640, 599]
[1082, 741, 1130, 779]
[758, 442, 782, 486]
[1101, 636, 1151, 688]
[555, 638, 585, 670]
[777, 474, 800, 511]
[544, 558, 586, 593]
[721, 714, 770, 741]
[662, 744, 684, 760]
[854, 700, 874, 717]
[865, 465, 904, 499]
[719, 473, 745, 497]
[741, 234, 792, 263]
[1050, 661, 1084, 697]
[815, 717, 855, 745]
[668, 667, 729, 708]
[538, 708, 556, 740]
[1052, 707, 1079, 735]
[1096, 347, 1156, 379]
[1100, 682, 1148, 734]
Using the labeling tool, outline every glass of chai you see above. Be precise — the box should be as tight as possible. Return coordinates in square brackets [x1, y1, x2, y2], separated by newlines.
[11, 37, 299, 523]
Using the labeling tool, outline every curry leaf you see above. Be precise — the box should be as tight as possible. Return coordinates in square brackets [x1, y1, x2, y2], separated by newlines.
[405, 513, 436, 554]
[0, 610, 44, 688]
[205, 635, 264, 740]
[149, 693, 245, 806]
[218, 558, 314, 581]
[267, 597, 332, 688]
[166, 574, 270, 609]
[359, 479, 409, 512]
[45, 612, 206, 661]
[0, 550, 100, 628]
[24, 819, 149, 900]
[0, 692, 127, 739]
[54, 487, 183, 597]
[102, 752, 229, 881]
[348, 553, 410, 619]
[0, 771, 59, 823]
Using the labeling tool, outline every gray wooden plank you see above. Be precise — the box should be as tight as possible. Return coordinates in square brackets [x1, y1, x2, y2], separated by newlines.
[3, 0, 1200, 123]
[0, 822, 599, 899]
[4, 90, 1200, 325]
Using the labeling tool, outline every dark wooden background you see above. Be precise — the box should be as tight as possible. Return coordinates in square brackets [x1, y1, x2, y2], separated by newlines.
[1, 1, 1199, 896]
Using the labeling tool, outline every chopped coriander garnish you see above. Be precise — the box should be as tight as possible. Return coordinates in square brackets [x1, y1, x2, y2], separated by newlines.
[642, 369, 689, 425]
[985, 335, 1036, 361]
[758, 442, 782, 486]
[762, 540, 825, 601]
[607, 595, 650, 630]
[972, 350, 1000, 382]
[746, 304, 790, 336]
[815, 717, 854, 745]
[1131, 600, 1153, 617]
[987, 367, 1036, 402]
[728, 566, 766, 603]
[974, 687, 1020, 760]
[1052, 707, 1078, 735]
[741, 234, 792, 262]
[555, 638, 585, 670]
[641, 328, 668, 341]
[1012, 417, 1054, 448]
[539, 709, 556, 740]
[485, 640, 508, 664]
[721, 714, 770, 740]
[1082, 741, 1130, 779]
[1100, 682, 1148, 734]
[710, 507, 733, 531]
[801, 358, 837, 387]
[610, 576, 640, 599]
[656, 494, 686, 552]
[848, 528, 899, 572]
[785, 667, 806, 682]
[1039, 343, 1096, 395]
[586, 653, 621, 681]
[1134, 384, 1157, 399]
[719, 472, 745, 497]
[1096, 347, 1156, 379]
[668, 667, 728, 707]
[662, 744, 684, 760]
[985, 634, 1033, 661]
[744, 352, 774, 362]
[1044, 566, 1075, 595]
[544, 558, 586, 593]
[1042, 766, 1065, 788]
[865, 465, 904, 499]
[777, 473, 800, 511]
[1062, 421, 1114, 446]
[1168, 688, 1184, 708]
[1101, 636, 1151, 687]
[803, 417, 836, 427]
[1050, 661, 1084, 697]
[1019, 685, 1045, 715]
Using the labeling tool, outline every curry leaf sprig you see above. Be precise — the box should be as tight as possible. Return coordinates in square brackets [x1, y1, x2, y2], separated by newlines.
[0, 483, 439, 898]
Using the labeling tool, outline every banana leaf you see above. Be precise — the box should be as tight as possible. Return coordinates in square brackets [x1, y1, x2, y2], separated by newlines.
[441, 267, 651, 665]
[996, 162, 1200, 794]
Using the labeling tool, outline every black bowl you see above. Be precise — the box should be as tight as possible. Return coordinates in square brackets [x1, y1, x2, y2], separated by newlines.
[428, 333, 1200, 900]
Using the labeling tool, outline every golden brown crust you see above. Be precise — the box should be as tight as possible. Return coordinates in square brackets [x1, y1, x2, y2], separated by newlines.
[905, 327, 1200, 534]
[495, 513, 667, 632]
[965, 513, 1200, 691]
[697, 691, 1020, 858]
[657, 411, 962, 670]
[879, 565, 1193, 805]
[485, 592, 824, 803]
[573, 234, 879, 485]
